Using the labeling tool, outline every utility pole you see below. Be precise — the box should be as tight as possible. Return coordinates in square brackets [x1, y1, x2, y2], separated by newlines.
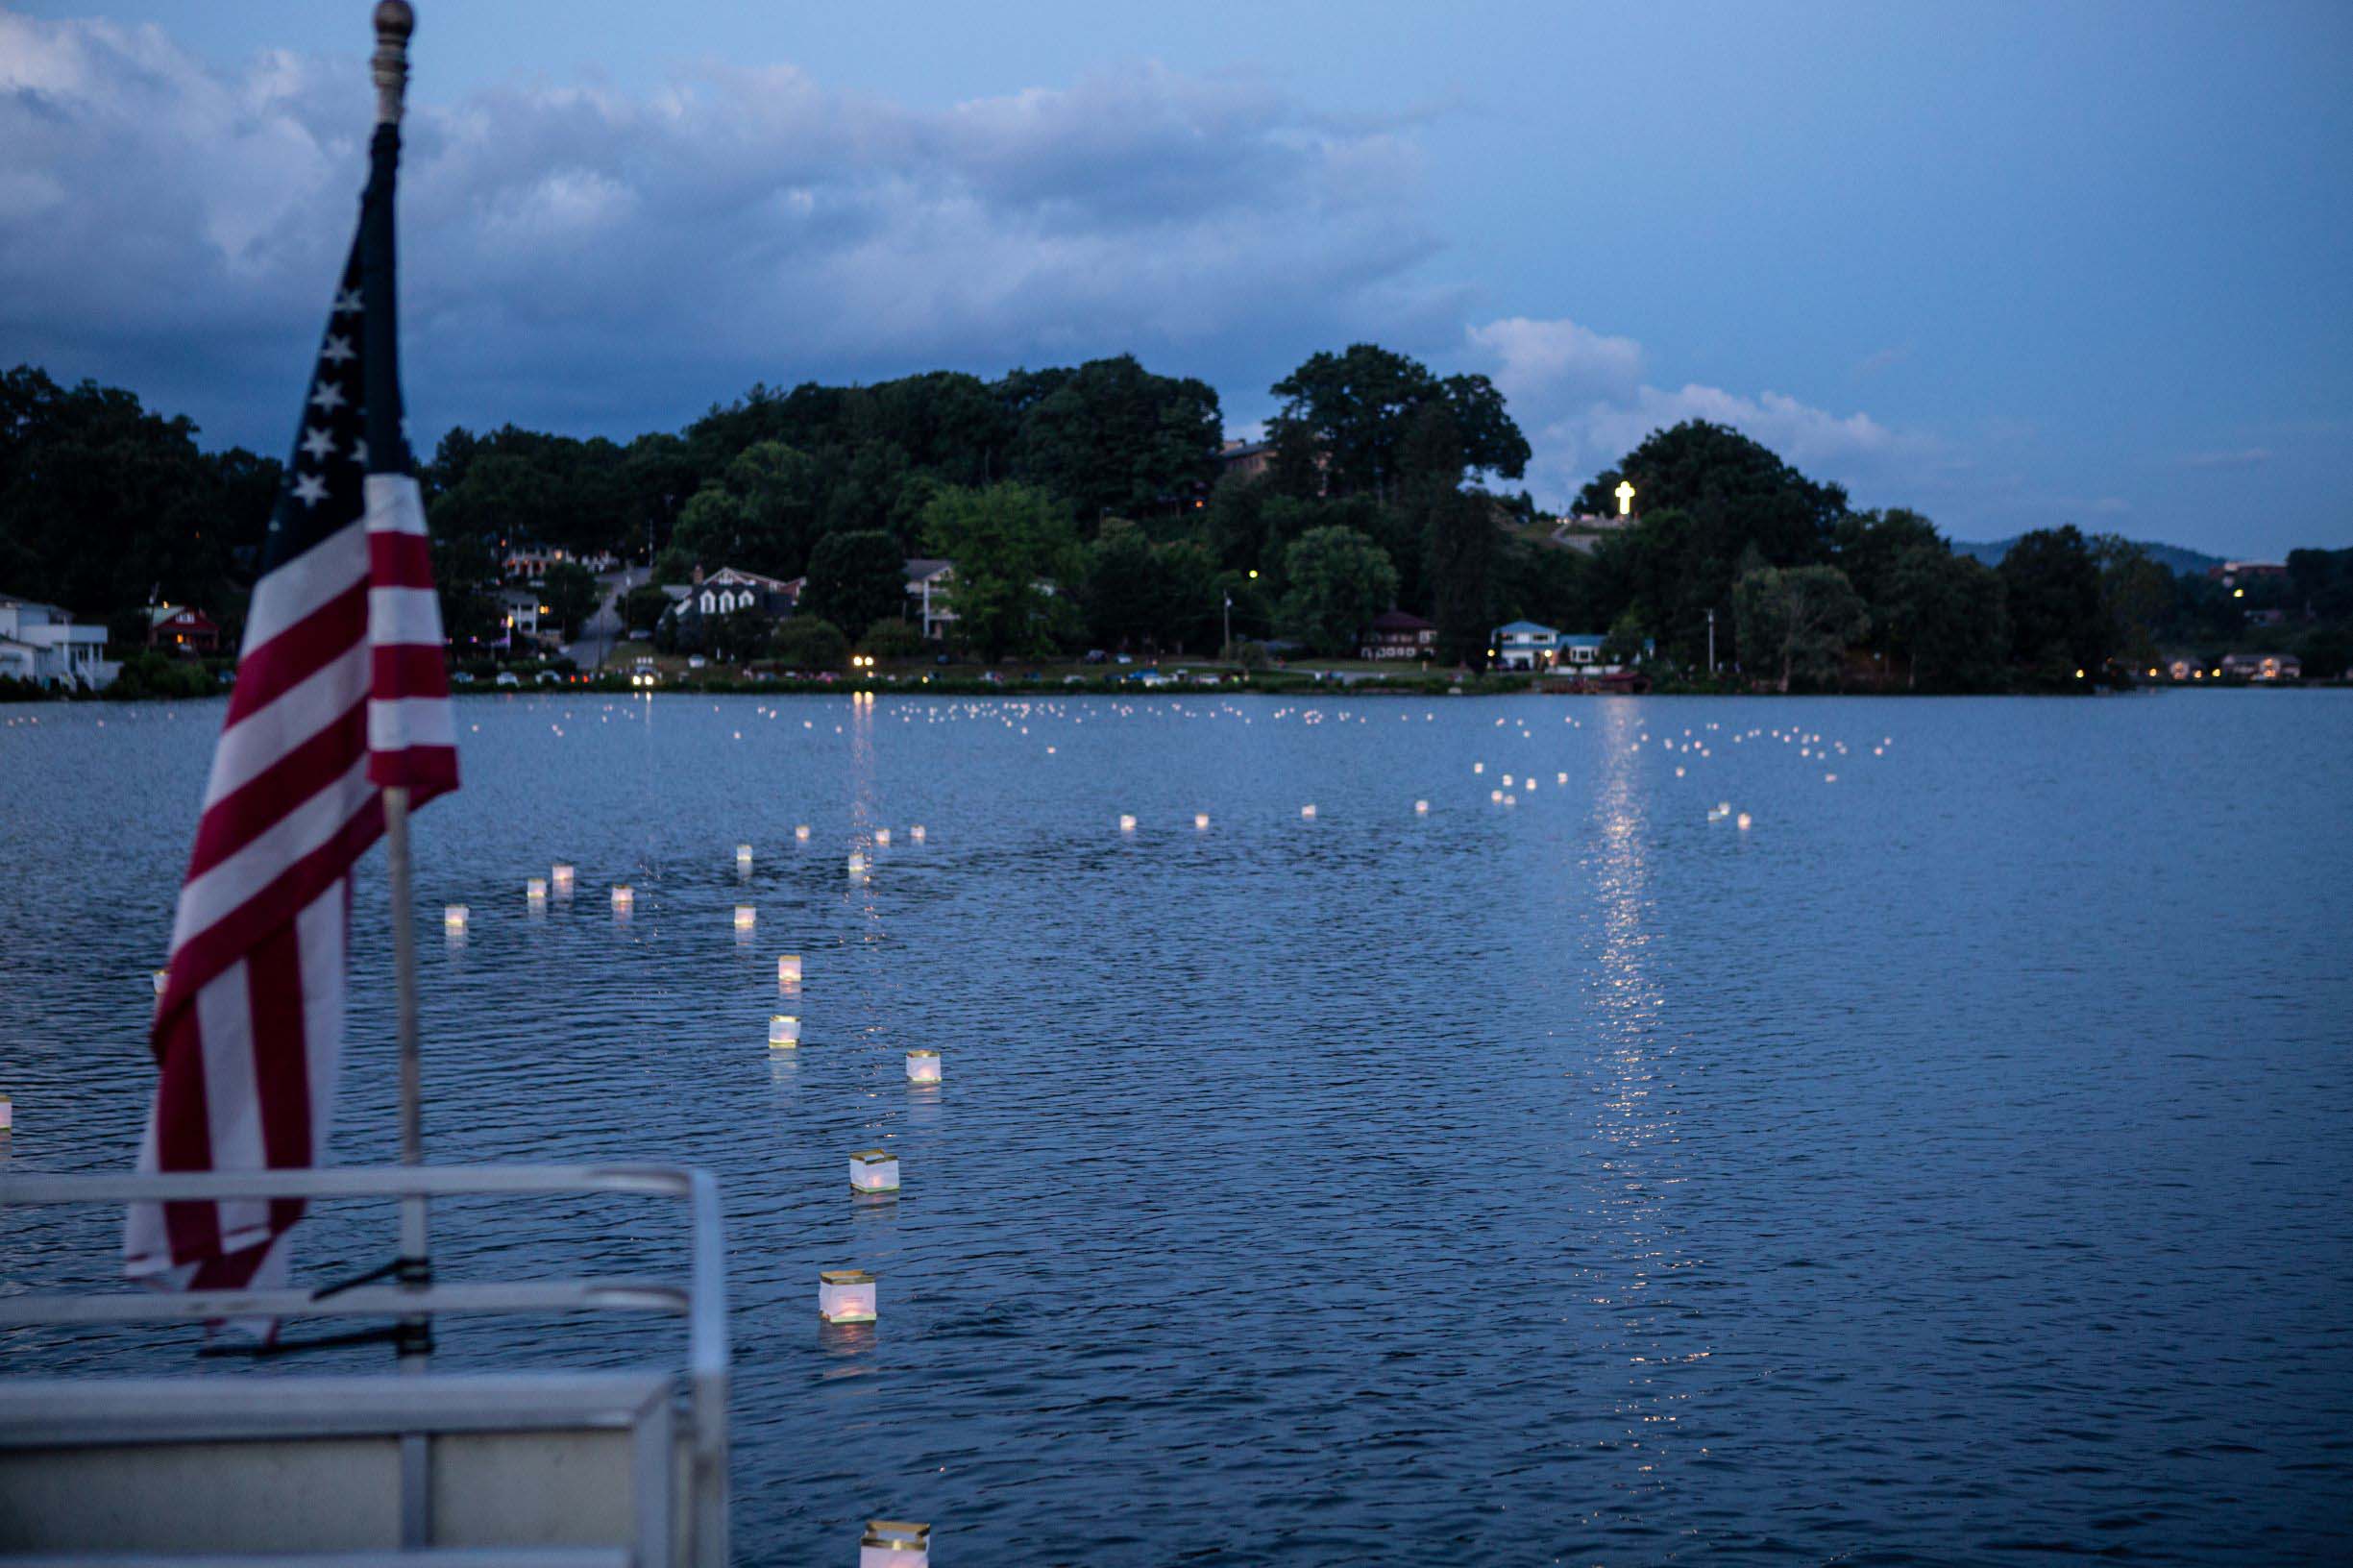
[1222, 590, 1233, 658]
[1706, 608, 1716, 675]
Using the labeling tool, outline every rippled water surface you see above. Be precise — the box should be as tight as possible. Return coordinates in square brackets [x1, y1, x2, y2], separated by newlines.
[4, 691, 2350, 1565]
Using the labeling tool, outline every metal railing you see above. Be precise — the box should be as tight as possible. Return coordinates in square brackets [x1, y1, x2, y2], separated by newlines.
[0, 1164, 727, 1568]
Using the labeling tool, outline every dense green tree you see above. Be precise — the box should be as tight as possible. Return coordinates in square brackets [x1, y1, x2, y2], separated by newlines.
[539, 560, 601, 639]
[707, 605, 772, 663]
[672, 440, 821, 576]
[1733, 563, 1869, 692]
[1999, 526, 2109, 675]
[800, 528, 907, 638]
[1266, 344, 1528, 501]
[1884, 547, 2007, 691]
[1007, 355, 1220, 527]
[1428, 491, 1498, 669]
[858, 618, 925, 659]
[622, 584, 674, 636]
[2094, 534, 2172, 667]
[1084, 519, 1161, 650]
[1278, 526, 1399, 656]
[772, 615, 847, 672]
[920, 483, 1081, 661]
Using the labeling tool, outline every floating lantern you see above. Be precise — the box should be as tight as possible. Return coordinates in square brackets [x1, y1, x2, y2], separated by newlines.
[847, 851, 868, 878]
[795, 824, 811, 842]
[0, 1094, 12, 1132]
[611, 885, 633, 913]
[736, 843, 753, 867]
[1490, 789, 1503, 802]
[906, 1049, 942, 1086]
[1675, 766, 1685, 778]
[1300, 804, 1316, 820]
[152, 968, 167, 996]
[1194, 812, 1211, 830]
[551, 864, 575, 894]
[1556, 772, 1567, 785]
[849, 1149, 900, 1193]
[1473, 763, 1484, 774]
[819, 1269, 877, 1324]
[778, 954, 803, 985]
[1502, 774, 1513, 788]
[1414, 799, 1430, 814]
[910, 825, 926, 843]
[735, 905, 757, 931]
[770, 1015, 801, 1048]
[1737, 813, 1753, 831]
[1824, 772, 1838, 783]
[860, 1520, 928, 1568]
[1119, 814, 1137, 833]
[874, 828, 892, 847]
[444, 904, 468, 932]
[527, 876, 548, 902]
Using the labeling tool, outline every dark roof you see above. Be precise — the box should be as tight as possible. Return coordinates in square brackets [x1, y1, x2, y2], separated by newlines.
[1369, 609, 1434, 632]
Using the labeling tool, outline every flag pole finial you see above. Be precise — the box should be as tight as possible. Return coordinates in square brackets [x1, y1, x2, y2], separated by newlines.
[372, 2, 415, 127]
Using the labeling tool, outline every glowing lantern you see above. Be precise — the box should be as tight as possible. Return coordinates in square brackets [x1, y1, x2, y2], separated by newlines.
[795, 824, 811, 842]
[1300, 804, 1316, 820]
[1736, 813, 1752, 831]
[777, 953, 803, 985]
[1675, 766, 1685, 778]
[875, 828, 892, 847]
[910, 825, 926, 843]
[0, 1094, 12, 1131]
[1490, 789, 1503, 802]
[444, 904, 468, 932]
[847, 851, 868, 878]
[860, 1520, 929, 1567]
[551, 864, 576, 894]
[735, 905, 757, 931]
[906, 1049, 943, 1086]
[1194, 812, 1211, 830]
[819, 1269, 876, 1324]
[1502, 774, 1513, 788]
[152, 968, 167, 996]
[527, 876, 548, 902]
[1824, 772, 1838, 783]
[611, 885, 633, 913]
[1473, 763, 1484, 774]
[770, 1014, 801, 1048]
[1414, 799, 1430, 814]
[849, 1149, 900, 1193]
[736, 843, 753, 868]
[1556, 772, 1567, 785]
[1119, 814, 1137, 833]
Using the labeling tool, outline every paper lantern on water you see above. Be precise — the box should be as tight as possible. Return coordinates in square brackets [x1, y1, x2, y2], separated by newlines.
[874, 828, 892, 847]
[910, 825, 927, 843]
[611, 885, 633, 913]
[1737, 813, 1753, 831]
[1300, 803, 1317, 820]
[861, 1520, 928, 1568]
[527, 876, 548, 902]
[0, 1094, 12, 1132]
[1414, 799, 1430, 814]
[847, 851, 868, 878]
[551, 864, 575, 894]
[444, 904, 468, 932]
[819, 1269, 877, 1324]
[735, 843, 753, 867]
[770, 1014, 801, 1048]
[906, 1049, 943, 1086]
[1556, 772, 1567, 785]
[1119, 814, 1137, 833]
[849, 1149, 900, 1194]
[1824, 772, 1838, 783]
[735, 905, 756, 931]
[152, 968, 167, 996]
[1194, 813, 1211, 830]
[1473, 763, 1484, 774]
[795, 824, 811, 842]
[1489, 789, 1503, 803]
[777, 953, 803, 985]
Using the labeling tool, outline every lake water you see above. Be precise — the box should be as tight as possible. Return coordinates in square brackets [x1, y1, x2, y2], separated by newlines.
[4, 690, 2350, 1565]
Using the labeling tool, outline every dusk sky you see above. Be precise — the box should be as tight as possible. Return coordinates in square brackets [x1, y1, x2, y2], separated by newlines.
[4, 1, 2347, 555]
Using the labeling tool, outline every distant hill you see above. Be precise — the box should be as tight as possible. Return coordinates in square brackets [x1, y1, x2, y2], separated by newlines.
[1951, 536, 2225, 576]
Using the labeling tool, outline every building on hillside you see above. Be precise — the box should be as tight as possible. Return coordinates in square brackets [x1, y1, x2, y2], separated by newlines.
[147, 604, 222, 655]
[2220, 651, 2300, 681]
[499, 587, 552, 647]
[661, 566, 801, 648]
[1360, 609, 1436, 660]
[2208, 561, 2287, 585]
[1218, 439, 1276, 482]
[0, 592, 116, 689]
[905, 559, 957, 641]
[1491, 620, 1560, 671]
[502, 544, 576, 582]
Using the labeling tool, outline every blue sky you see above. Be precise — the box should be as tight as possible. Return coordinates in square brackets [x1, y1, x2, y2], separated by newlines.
[4, 1, 2347, 554]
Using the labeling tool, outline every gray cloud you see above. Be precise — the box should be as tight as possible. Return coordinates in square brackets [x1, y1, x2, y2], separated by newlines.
[0, 12, 1451, 448]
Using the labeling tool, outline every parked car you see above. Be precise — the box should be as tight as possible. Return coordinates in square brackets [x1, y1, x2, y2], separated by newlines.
[535, 671, 562, 685]
[1083, 649, 1108, 664]
[687, 656, 707, 670]
[1115, 653, 1133, 665]
[494, 672, 520, 688]
[626, 626, 651, 641]
[451, 672, 476, 684]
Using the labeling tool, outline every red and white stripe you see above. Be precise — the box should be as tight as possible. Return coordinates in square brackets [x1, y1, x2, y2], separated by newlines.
[126, 473, 453, 1289]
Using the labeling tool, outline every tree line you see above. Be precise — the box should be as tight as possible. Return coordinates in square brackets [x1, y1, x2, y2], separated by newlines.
[5, 351, 2346, 690]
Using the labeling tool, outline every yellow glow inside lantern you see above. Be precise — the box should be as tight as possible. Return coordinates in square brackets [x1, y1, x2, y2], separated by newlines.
[611, 885, 633, 913]
[847, 851, 868, 878]
[860, 1519, 929, 1567]
[735, 905, 756, 930]
[736, 843, 753, 865]
[527, 876, 548, 901]
[795, 824, 811, 841]
[1737, 812, 1753, 831]
[777, 953, 803, 985]
[1194, 812, 1211, 830]
[874, 827, 892, 847]
[444, 904, 468, 932]
[849, 1148, 900, 1193]
[770, 1014, 800, 1048]
[906, 1049, 942, 1085]
[911, 825, 926, 842]
[551, 864, 576, 894]
[820, 1269, 876, 1324]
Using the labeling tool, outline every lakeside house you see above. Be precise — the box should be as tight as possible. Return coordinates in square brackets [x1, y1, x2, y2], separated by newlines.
[1492, 620, 1560, 671]
[661, 566, 802, 647]
[0, 591, 116, 690]
[2220, 651, 2301, 681]
[1360, 609, 1436, 660]
[1557, 632, 1606, 666]
[1218, 438, 1276, 482]
[499, 587, 553, 647]
[147, 604, 221, 656]
[905, 558, 957, 641]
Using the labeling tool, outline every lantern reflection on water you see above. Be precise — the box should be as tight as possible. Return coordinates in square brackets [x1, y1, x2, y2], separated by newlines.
[860, 1520, 928, 1568]
[819, 1269, 876, 1324]
[849, 1148, 899, 1193]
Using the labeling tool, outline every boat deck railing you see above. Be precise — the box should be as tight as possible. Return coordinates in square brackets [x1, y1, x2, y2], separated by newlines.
[0, 1164, 727, 1568]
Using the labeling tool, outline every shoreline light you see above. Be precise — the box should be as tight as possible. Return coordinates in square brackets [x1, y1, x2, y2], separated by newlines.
[735, 905, 757, 931]
[819, 1269, 876, 1324]
[551, 863, 575, 895]
[527, 876, 548, 903]
[443, 904, 468, 932]
[777, 954, 803, 985]
[850, 1149, 900, 1194]
[611, 885, 633, 914]
[861, 1520, 928, 1568]
[770, 1014, 801, 1048]
[906, 1049, 942, 1086]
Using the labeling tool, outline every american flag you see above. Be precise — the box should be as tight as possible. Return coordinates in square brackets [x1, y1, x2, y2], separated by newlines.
[125, 122, 456, 1296]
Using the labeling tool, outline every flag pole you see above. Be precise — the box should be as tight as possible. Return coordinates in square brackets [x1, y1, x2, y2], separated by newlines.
[367, 1, 432, 1547]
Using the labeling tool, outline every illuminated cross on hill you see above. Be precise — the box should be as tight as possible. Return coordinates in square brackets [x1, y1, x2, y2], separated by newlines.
[1615, 479, 1636, 516]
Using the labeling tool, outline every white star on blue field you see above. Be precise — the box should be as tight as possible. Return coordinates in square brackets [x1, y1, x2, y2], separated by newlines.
[4, 0, 2348, 555]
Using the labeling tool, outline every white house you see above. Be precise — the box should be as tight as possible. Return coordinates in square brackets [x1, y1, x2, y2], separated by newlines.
[904, 558, 957, 641]
[0, 592, 116, 690]
[1557, 632, 1607, 666]
[1491, 620, 1559, 671]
